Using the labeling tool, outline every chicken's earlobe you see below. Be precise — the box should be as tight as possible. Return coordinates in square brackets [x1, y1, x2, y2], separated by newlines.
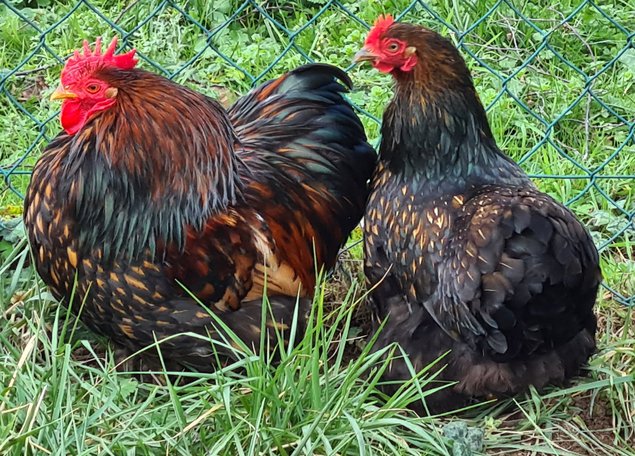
[105, 87, 118, 99]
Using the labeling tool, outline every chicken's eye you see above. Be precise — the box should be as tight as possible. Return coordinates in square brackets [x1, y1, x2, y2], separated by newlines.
[386, 42, 400, 53]
[85, 83, 100, 94]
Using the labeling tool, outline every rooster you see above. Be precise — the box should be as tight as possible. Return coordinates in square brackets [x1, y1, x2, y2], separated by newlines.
[355, 16, 600, 412]
[24, 37, 376, 369]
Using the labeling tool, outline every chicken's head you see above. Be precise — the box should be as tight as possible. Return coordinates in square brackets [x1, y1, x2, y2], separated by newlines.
[354, 15, 468, 85]
[353, 15, 418, 74]
[51, 37, 137, 135]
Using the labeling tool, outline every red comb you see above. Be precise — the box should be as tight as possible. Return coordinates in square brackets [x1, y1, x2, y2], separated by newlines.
[365, 14, 395, 47]
[61, 37, 138, 85]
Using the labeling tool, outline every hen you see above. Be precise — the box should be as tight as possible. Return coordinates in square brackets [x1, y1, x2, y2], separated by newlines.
[355, 16, 600, 412]
[24, 38, 376, 369]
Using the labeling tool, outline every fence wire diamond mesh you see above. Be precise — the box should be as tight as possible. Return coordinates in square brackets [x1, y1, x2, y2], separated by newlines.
[1, 0, 633, 305]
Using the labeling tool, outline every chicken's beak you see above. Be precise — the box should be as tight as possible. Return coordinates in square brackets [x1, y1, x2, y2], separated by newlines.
[50, 85, 78, 101]
[352, 47, 378, 65]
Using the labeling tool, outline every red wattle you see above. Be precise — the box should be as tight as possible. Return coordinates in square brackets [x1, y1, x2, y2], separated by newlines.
[373, 61, 395, 73]
[60, 101, 86, 135]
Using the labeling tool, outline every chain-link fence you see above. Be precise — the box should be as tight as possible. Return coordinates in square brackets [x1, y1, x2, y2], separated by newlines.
[1, 0, 633, 305]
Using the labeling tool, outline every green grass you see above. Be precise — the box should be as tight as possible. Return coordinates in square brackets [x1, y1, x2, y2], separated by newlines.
[2, 238, 634, 454]
[1, 0, 634, 454]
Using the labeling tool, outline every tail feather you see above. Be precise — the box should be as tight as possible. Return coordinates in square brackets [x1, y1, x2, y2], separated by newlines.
[229, 63, 375, 190]
[228, 64, 376, 280]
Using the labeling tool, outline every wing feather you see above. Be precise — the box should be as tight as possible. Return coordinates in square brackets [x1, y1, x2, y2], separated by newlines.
[430, 188, 600, 359]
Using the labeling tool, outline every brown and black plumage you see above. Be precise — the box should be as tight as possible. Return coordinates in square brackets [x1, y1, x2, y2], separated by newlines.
[355, 16, 600, 412]
[24, 38, 376, 369]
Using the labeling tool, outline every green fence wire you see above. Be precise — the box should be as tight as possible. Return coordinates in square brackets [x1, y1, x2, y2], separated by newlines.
[1, 0, 633, 305]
